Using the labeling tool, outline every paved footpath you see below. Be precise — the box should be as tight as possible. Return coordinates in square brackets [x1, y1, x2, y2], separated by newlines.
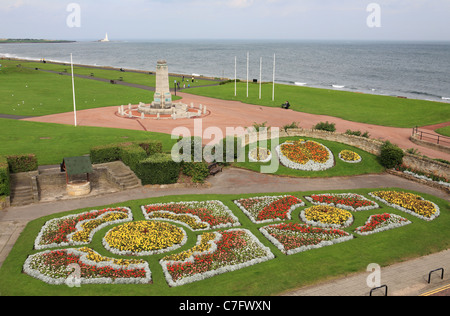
[1, 168, 449, 296]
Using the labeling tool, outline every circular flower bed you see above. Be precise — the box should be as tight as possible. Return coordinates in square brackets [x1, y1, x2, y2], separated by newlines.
[339, 150, 362, 163]
[300, 205, 354, 228]
[248, 147, 272, 163]
[276, 139, 334, 171]
[103, 221, 187, 256]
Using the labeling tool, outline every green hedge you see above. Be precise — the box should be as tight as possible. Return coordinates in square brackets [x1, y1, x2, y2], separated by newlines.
[0, 156, 10, 196]
[90, 144, 122, 164]
[119, 145, 147, 171]
[6, 154, 38, 173]
[137, 140, 163, 156]
[135, 153, 181, 185]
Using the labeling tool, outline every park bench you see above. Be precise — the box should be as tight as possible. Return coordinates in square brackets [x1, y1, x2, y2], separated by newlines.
[208, 163, 223, 176]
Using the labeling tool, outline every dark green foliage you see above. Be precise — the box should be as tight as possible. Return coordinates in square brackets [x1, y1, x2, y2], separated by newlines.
[0, 156, 10, 196]
[6, 154, 38, 173]
[137, 140, 163, 156]
[182, 161, 210, 183]
[118, 145, 147, 171]
[135, 153, 181, 185]
[313, 121, 336, 132]
[90, 144, 122, 164]
[345, 129, 370, 138]
[379, 141, 404, 169]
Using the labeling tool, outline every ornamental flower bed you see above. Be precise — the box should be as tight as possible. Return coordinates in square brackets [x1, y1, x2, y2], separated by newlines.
[234, 195, 305, 224]
[248, 147, 272, 163]
[305, 193, 379, 212]
[276, 139, 334, 171]
[354, 213, 411, 236]
[23, 247, 151, 285]
[300, 205, 354, 228]
[142, 201, 240, 231]
[260, 222, 353, 255]
[369, 191, 440, 221]
[103, 221, 187, 256]
[160, 229, 274, 287]
[339, 150, 362, 163]
[34, 207, 133, 250]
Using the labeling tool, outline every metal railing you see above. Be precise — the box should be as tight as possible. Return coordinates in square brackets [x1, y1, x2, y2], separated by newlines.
[412, 127, 450, 146]
[428, 268, 444, 284]
[370, 285, 388, 296]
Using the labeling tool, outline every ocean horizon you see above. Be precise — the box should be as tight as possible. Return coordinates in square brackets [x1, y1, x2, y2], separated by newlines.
[1, 39, 450, 103]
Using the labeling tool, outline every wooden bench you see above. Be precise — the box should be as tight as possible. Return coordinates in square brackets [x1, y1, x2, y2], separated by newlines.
[208, 163, 222, 176]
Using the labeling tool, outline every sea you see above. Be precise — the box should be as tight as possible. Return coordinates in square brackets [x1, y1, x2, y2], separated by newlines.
[1, 39, 450, 103]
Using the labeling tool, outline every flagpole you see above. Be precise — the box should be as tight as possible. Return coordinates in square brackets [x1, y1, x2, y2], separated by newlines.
[246, 51, 249, 98]
[71, 53, 77, 127]
[259, 57, 262, 99]
[272, 54, 276, 102]
[235, 56, 237, 97]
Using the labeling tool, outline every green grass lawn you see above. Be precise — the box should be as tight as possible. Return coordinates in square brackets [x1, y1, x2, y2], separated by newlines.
[15, 60, 221, 89]
[185, 82, 450, 128]
[0, 188, 448, 296]
[0, 61, 159, 116]
[235, 137, 385, 178]
[436, 126, 450, 137]
[0, 119, 177, 165]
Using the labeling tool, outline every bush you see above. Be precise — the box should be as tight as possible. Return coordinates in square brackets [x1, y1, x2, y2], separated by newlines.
[182, 161, 210, 183]
[0, 156, 10, 196]
[314, 121, 336, 132]
[119, 145, 147, 171]
[90, 144, 121, 164]
[6, 154, 38, 173]
[379, 141, 404, 169]
[135, 153, 181, 185]
[137, 140, 163, 156]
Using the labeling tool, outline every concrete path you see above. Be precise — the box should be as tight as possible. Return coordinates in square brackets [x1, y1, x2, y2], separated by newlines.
[0, 168, 448, 296]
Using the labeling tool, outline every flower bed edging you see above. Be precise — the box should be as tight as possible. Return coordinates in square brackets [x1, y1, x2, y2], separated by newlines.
[23, 248, 151, 285]
[354, 213, 411, 236]
[34, 207, 133, 250]
[276, 140, 335, 171]
[300, 205, 354, 228]
[304, 193, 379, 212]
[368, 191, 440, 221]
[141, 200, 241, 231]
[260, 223, 353, 255]
[234, 195, 305, 224]
[160, 229, 274, 287]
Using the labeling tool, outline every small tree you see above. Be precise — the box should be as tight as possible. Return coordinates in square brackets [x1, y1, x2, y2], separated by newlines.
[379, 141, 404, 169]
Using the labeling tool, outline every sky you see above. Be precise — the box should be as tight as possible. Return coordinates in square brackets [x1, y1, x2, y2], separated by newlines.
[1, 0, 450, 41]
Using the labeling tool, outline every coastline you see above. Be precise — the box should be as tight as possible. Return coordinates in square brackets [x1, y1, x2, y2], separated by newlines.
[1, 55, 450, 105]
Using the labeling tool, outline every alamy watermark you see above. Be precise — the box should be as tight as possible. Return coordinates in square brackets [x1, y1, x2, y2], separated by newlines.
[367, 3, 381, 28]
[170, 119, 280, 174]
[67, 3, 81, 28]
[366, 263, 382, 288]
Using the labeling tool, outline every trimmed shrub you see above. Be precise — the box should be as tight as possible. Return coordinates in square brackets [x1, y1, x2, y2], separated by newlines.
[137, 140, 163, 156]
[0, 156, 10, 196]
[119, 145, 147, 171]
[90, 144, 121, 164]
[135, 153, 181, 185]
[6, 154, 38, 173]
[379, 141, 404, 169]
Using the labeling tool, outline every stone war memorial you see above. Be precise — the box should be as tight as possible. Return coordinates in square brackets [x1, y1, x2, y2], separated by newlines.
[119, 60, 207, 120]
